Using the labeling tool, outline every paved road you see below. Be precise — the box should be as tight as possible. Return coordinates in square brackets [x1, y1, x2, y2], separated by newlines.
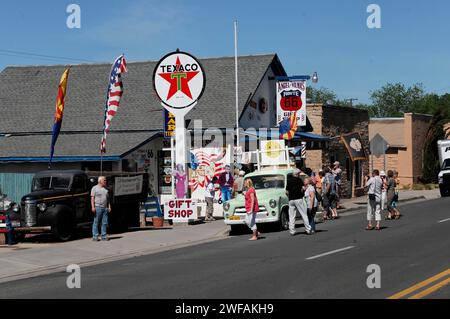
[1, 197, 449, 299]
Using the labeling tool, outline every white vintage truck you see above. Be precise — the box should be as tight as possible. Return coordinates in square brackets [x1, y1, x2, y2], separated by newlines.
[438, 140, 450, 197]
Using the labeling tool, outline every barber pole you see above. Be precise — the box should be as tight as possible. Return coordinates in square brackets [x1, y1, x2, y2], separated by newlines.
[301, 142, 307, 159]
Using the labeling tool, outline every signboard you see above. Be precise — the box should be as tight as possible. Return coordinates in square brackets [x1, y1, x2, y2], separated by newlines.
[370, 133, 388, 157]
[276, 80, 306, 127]
[164, 199, 197, 222]
[114, 175, 143, 196]
[153, 51, 206, 113]
[341, 132, 367, 162]
[189, 147, 231, 216]
[260, 140, 286, 166]
[164, 109, 176, 138]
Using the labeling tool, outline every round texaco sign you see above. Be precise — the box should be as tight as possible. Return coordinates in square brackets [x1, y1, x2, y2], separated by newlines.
[153, 51, 206, 111]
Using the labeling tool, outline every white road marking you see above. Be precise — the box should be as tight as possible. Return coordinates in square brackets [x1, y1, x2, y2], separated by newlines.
[306, 246, 355, 260]
[438, 218, 450, 223]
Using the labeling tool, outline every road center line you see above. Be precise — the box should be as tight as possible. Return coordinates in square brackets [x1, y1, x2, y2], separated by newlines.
[408, 277, 450, 299]
[387, 269, 450, 299]
[438, 218, 450, 223]
[306, 246, 355, 260]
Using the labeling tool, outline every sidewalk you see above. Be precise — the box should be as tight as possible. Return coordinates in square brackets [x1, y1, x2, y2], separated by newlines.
[337, 189, 441, 215]
[0, 220, 229, 283]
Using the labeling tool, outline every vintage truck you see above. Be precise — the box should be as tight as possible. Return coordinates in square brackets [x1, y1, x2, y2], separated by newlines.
[8, 170, 148, 241]
[223, 169, 323, 233]
[438, 140, 450, 197]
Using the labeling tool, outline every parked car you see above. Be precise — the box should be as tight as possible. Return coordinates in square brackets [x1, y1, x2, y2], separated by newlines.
[223, 169, 322, 233]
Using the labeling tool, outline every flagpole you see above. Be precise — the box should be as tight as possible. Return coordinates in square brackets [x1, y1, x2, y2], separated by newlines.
[234, 20, 240, 150]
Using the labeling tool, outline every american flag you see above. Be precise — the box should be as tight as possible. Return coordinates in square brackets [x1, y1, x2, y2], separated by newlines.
[101, 55, 127, 153]
[188, 149, 226, 191]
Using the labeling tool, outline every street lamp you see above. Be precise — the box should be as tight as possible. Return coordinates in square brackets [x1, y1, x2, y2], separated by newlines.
[311, 72, 319, 84]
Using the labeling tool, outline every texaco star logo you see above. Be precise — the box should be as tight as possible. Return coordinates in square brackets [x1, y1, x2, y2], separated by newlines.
[153, 51, 206, 111]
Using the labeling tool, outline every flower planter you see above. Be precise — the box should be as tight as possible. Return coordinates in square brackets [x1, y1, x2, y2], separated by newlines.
[152, 216, 164, 228]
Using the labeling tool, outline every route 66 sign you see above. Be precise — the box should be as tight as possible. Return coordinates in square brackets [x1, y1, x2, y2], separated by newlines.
[276, 80, 306, 127]
[153, 50, 206, 113]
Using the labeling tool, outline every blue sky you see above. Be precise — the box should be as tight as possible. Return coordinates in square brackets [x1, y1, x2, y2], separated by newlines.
[1, 0, 449, 103]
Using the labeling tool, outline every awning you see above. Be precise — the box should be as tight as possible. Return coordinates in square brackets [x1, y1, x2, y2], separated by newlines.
[240, 129, 330, 142]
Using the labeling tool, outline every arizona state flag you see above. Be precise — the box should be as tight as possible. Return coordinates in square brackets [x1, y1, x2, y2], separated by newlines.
[279, 112, 298, 140]
[49, 67, 71, 166]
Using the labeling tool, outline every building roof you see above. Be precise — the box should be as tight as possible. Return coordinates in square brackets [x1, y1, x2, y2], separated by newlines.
[0, 54, 282, 134]
[0, 131, 161, 161]
[0, 54, 285, 160]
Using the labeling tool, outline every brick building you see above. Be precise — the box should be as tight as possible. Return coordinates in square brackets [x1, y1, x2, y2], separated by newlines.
[304, 104, 370, 198]
[369, 113, 432, 187]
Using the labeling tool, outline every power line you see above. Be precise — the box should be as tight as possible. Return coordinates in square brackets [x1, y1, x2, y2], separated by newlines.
[0, 49, 94, 63]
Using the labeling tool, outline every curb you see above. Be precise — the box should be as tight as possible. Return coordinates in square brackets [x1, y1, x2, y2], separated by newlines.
[338, 196, 427, 216]
[0, 225, 231, 284]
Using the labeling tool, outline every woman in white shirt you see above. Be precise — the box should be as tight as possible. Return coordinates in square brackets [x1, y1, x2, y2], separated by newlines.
[304, 177, 319, 234]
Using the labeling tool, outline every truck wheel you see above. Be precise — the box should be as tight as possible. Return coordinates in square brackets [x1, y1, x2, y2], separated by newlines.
[279, 208, 289, 231]
[52, 211, 74, 241]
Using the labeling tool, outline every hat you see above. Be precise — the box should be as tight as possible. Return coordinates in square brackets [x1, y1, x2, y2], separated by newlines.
[334, 161, 340, 166]
[380, 171, 386, 176]
[239, 171, 245, 176]
[293, 168, 301, 176]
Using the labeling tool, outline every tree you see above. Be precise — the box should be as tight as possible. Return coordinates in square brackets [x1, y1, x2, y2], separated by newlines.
[307, 87, 337, 104]
[370, 83, 425, 117]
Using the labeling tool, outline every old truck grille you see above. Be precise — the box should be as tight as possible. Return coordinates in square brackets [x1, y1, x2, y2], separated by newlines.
[21, 202, 37, 227]
[444, 173, 450, 184]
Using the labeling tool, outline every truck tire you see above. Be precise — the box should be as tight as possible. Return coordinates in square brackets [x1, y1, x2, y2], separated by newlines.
[278, 208, 289, 231]
[52, 210, 74, 241]
[441, 188, 449, 197]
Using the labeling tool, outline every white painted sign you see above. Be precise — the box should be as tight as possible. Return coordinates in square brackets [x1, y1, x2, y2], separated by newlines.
[114, 175, 143, 196]
[153, 51, 206, 114]
[164, 199, 197, 222]
[276, 80, 306, 127]
[260, 140, 286, 166]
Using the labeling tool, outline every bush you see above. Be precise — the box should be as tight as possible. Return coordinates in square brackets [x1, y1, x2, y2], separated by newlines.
[412, 184, 425, 190]
[401, 184, 411, 190]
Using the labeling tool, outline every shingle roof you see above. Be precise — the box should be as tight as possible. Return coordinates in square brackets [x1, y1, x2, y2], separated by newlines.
[0, 131, 161, 159]
[0, 54, 282, 134]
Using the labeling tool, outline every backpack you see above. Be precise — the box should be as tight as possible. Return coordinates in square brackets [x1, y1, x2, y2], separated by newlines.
[314, 186, 322, 203]
[327, 175, 337, 196]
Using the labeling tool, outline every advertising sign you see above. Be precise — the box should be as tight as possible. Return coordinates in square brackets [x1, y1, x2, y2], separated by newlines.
[114, 175, 143, 196]
[153, 51, 206, 114]
[276, 80, 306, 127]
[260, 140, 286, 166]
[188, 147, 231, 216]
[164, 109, 176, 138]
[164, 199, 197, 222]
[341, 132, 367, 162]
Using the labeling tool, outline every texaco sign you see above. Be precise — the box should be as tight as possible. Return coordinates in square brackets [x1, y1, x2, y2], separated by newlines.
[153, 51, 206, 112]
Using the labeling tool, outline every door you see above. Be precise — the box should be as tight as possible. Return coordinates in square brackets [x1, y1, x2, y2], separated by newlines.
[72, 175, 88, 221]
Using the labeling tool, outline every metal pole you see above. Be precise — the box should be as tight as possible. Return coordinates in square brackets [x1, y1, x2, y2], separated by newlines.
[170, 136, 175, 197]
[234, 20, 240, 150]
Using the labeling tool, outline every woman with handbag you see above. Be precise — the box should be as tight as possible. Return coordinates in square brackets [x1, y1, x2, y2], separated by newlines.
[365, 170, 383, 230]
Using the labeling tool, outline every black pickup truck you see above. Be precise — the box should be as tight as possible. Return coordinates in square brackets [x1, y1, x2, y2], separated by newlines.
[10, 170, 148, 241]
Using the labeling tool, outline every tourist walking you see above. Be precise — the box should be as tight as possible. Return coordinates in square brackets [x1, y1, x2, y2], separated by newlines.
[365, 170, 382, 230]
[219, 165, 234, 203]
[385, 170, 399, 220]
[244, 178, 260, 241]
[323, 167, 338, 219]
[286, 169, 312, 236]
[380, 171, 387, 214]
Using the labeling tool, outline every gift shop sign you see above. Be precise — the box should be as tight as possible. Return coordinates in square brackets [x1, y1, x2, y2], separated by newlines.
[164, 199, 197, 222]
[276, 80, 306, 127]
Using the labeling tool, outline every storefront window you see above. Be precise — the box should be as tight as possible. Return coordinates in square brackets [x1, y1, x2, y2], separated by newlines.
[158, 150, 172, 194]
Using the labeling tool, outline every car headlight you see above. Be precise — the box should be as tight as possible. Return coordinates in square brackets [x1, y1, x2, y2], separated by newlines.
[37, 203, 47, 212]
[269, 199, 277, 208]
[223, 202, 230, 212]
[438, 176, 443, 184]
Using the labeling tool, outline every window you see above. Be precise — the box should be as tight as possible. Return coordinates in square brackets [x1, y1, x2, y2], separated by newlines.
[72, 175, 86, 193]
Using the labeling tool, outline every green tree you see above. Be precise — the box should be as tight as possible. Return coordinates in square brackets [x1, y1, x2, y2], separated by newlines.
[307, 86, 337, 104]
[370, 83, 425, 117]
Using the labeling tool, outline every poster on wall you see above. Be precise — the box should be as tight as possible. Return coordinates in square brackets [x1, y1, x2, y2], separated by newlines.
[188, 147, 231, 216]
[276, 80, 306, 127]
[260, 140, 286, 166]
